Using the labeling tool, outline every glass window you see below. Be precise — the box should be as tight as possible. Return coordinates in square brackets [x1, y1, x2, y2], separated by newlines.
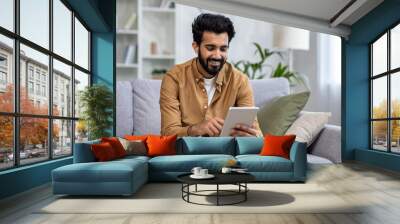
[75, 120, 88, 143]
[391, 120, 400, 153]
[372, 34, 387, 76]
[372, 77, 387, 119]
[0, 0, 14, 31]
[20, 44, 49, 115]
[74, 18, 89, 70]
[53, 119, 72, 158]
[19, 117, 49, 165]
[391, 24, 400, 70]
[28, 81, 34, 94]
[53, 59, 72, 117]
[391, 72, 400, 118]
[0, 116, 14, 170]
[20, 0, 49, 49]
[53, 0, 72, 60]
[0, 35, 14, 113]
[74, 69, 89, 118]
[372, 121, 388, 151]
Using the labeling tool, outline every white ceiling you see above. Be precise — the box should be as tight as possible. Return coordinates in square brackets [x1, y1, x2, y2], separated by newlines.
[175, 0, 384, 38]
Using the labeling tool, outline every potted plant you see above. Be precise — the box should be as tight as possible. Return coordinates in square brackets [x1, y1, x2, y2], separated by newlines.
[79, 84, 113, 140]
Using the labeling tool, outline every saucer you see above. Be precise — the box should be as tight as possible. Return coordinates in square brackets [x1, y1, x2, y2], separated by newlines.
[190, 174, 215, 179]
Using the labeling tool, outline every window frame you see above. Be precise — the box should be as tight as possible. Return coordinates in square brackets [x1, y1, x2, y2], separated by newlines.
[370, 21, 400, 154]
[0, 0, 92, 171]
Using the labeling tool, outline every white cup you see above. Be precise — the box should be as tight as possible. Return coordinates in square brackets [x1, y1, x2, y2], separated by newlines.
[191, 167, 202, 176]
[200, 169, 208, 176]
[221, 167, 232, 174]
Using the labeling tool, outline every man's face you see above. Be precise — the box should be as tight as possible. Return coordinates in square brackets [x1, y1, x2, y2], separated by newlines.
[193, 31, 229, 77]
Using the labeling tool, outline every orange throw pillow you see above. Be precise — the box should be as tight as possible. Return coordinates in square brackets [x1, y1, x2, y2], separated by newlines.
[91, 142, 117, 162]
[101, 137, 127, 158]
[146, 135, 177, 157]
[259, 134, 296, 159]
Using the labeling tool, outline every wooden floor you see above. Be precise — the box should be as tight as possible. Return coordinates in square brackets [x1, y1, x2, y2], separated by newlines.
[1, 162, 400, 224]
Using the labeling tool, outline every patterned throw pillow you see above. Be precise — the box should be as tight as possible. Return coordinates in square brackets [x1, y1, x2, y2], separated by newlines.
[118, 137, 147, 156]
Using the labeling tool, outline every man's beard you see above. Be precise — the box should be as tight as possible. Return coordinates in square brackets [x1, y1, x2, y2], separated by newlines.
[198, 50, 226, 77]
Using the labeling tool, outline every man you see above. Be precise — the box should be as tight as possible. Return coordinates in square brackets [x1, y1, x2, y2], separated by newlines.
[160, 13, 262, 137]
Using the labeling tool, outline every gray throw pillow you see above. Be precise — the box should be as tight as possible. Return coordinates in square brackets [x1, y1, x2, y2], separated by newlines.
[118, 137, 147, 156]
[257, 91, 310, 135]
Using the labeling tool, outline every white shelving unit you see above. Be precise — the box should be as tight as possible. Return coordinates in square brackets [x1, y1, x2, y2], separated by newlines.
[116, 0, 176, 81]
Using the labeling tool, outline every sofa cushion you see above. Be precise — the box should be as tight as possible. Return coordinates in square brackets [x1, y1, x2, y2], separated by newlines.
[259, 134, 296, 159]
[236, 137, 263, 155]
[73, 140, 100, 163]
[90, 142, 118, 162]
[236, 155, 293, 172]
[148, 154, 235, 172]
[52, 158, 147, 183]
[179, 137, 235, 155]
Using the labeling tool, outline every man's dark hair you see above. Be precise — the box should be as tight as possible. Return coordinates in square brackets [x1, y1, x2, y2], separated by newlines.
[192, 13, 235, 45]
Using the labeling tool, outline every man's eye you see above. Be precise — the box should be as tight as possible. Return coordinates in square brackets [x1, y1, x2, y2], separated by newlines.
[220, 47, 227, 52]
[206, 47, 215, 51]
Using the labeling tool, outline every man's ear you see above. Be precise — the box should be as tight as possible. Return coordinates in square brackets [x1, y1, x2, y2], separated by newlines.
[192, 42, 199, 54]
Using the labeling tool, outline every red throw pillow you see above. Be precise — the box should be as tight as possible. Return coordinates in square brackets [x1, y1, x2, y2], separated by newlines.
[101, 137, 127, 158]
[259, 134, 296, 159]
[146, 135, 177, 157]
[91, 142, 117, 161]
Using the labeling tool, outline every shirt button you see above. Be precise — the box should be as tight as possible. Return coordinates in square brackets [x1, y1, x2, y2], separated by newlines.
[204, 105, 208, 109]
[202, 89, 206, 92]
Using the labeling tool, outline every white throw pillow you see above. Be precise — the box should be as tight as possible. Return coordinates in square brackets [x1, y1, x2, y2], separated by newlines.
[285, 111, 331, 147]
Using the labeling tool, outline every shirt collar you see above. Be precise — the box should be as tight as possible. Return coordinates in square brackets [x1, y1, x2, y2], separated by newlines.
[194, 58, 225, 87]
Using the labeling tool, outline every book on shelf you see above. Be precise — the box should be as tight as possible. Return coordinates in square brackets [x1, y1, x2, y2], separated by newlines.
[123, 44, 137, 64]
[124, 13, 137, 30]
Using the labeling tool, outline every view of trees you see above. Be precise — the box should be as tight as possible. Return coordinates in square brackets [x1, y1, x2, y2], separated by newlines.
[373, 99, 400, 148]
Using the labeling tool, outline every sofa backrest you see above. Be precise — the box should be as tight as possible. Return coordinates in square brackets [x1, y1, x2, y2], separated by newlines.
[177, 137, 236, 155]
[116, 77, 290, 136]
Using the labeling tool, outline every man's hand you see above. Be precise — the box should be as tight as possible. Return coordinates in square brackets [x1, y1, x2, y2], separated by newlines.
[230, 123, 261, 137]
[189, 117, 224, 137]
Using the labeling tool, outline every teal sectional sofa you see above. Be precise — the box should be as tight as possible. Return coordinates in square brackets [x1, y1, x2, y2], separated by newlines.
[52, 137, 307, 196]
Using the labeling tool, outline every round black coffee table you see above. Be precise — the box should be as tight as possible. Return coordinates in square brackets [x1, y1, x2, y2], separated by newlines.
[177, 173, 255, 206]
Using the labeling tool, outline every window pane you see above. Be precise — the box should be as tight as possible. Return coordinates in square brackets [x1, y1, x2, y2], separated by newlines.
[0, 0, 14, 31]
[391, 72, 400, 118]
[75, 18, 89, 70]
[53, 0, 72, 60]
[20, 44, 49, 115]
[391, 24, 400, 70]
[0, 35, 14, 113]
[391, 120, 400, 153]
[75, 120, 88, 143]
[372, 121, 388, 151]
[20, 117, 49, 165]
[372, 33, 387, 76]
[53, 59, 72, 117]
[0, 116, 13, 170]
[20, 0, 49, 49]
[372, 77, 387, 119]
[53, 119, 72, 158]
[74, 69, 89, 118]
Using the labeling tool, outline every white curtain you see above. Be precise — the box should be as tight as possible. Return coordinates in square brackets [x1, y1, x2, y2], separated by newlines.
[316, 33, 342, 125]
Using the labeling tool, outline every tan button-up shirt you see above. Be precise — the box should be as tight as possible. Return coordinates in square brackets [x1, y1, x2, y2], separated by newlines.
[160, 58, 261, 137]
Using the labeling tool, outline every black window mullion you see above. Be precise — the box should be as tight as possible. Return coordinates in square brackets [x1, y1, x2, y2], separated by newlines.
[71, 10, 76, 154]
[13, 0, 20, 167]
[388, 30, 391, 152]
[370, 45, 373, 149]
[49, 0, 54, 160]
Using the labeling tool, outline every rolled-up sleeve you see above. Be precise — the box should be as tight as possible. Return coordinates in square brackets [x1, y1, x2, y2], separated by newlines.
[159, 73, 189, 136]
[235, 76, 263, 136]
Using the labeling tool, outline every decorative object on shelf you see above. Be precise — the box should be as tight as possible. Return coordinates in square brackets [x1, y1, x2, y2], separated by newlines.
[124, 13, 137, 30]
[123, 44, 137, 64]
[151, 68, 167, 80]
[233, 42, 309, 90]
[160, 0, 175, 9]
[150, 41, 158, 55]
[79, 84, 113, 140]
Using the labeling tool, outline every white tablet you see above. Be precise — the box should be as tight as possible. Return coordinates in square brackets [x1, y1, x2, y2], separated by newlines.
[220, 107, 259, 136]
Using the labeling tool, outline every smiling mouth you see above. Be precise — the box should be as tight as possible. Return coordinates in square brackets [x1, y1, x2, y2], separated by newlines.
[209, 61, 221, 66]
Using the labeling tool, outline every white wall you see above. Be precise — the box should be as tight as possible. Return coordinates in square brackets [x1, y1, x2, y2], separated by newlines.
[175, 3, 341, 126]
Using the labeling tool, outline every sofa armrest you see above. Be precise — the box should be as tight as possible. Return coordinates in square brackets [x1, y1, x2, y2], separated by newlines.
[308, 124, 342, 163]
[290, 141, 307, 182]
[73, 140, 100, 163]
